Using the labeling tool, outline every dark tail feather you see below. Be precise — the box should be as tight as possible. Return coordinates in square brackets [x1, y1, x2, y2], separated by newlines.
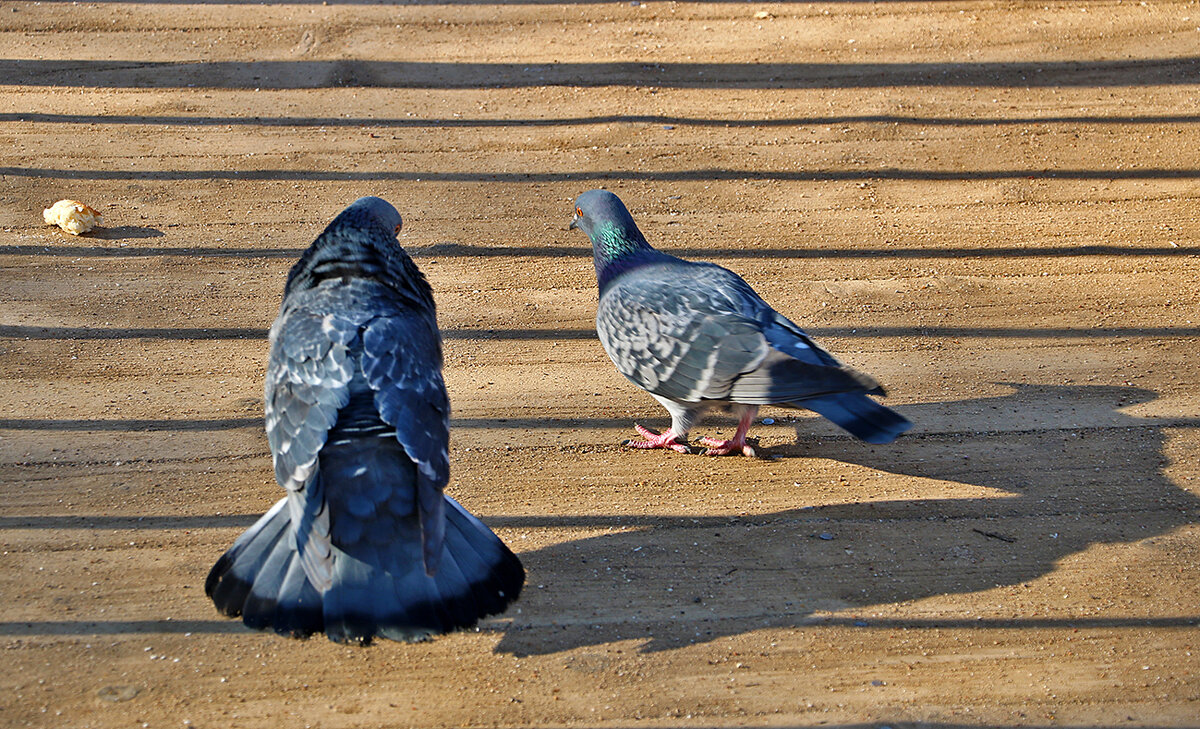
[441, 496, 526, 618]
[323, 553, 391, 644]
[206, 497, 324, 638]
[205, 495, 523, 646]
[208, 495, 523, 644]
[800, 392, 912, 444]
[269, 556, 325, 637]
[322, 496, 524, 644]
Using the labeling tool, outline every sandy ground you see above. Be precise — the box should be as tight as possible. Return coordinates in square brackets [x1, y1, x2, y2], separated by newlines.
[3, 0, 1200, 727]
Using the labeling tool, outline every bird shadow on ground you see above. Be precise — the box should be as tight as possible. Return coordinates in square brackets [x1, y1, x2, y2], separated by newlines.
[494, 383, 1199, 656]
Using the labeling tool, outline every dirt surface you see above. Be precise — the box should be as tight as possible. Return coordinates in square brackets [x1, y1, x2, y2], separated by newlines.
[3, 1, 1200, 727]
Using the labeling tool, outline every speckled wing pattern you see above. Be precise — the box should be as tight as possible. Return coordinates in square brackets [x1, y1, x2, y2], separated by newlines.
[598, 262, 769, 402]
[264, 300, 374, 592]
[597, 260, 878, 406]
[360, 313, 450, 574]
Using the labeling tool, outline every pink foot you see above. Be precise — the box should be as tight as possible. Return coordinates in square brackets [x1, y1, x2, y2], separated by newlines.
[700, 435, 757, 457]
[623, 424, 692, 454]
[699, 408, 759, 456]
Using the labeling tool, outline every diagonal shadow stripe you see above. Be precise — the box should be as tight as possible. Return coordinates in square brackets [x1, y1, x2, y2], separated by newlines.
[0, 616, 1192, 638]
[3, 325, 1199, 342]
[0, 417, 264, 431]
[2, 414, 1198, 434]
[4, 243, 1199, 261]
[0, 245, 307, 259]
[0, 514, 262, 530]
[4, 58, 1199, 89]
[0, 620, 254, 635]
[0, 416, 639, 432]
[0, 326, 267, 340]
[6, 112, 1200, 128]
[3, 166, 1200, 182]
[3, 243, 1199, 260]
[0, 0, 1020, 4]
[2, 506, 1196, 532]
[0, 0, 1070, 5]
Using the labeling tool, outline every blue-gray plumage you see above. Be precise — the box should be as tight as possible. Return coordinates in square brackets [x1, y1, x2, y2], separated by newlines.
[570, 189, 911, 456]
[206, 197, 523, 643]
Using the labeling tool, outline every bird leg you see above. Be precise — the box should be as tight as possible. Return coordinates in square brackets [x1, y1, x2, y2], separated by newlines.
[700, 407, 759, 457]
[623, 424, 693, 454]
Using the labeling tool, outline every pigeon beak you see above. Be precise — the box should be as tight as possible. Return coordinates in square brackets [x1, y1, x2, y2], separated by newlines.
[568, 215, 579, 231]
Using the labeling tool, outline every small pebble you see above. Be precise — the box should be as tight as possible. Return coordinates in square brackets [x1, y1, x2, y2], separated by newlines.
[97, 685, 139, 702]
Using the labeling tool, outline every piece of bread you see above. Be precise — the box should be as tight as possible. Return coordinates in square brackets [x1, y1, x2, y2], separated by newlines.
[43, 199, 103, 235]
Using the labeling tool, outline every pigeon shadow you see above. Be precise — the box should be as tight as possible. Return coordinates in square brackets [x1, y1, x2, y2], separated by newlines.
[495, 383, 1199, 655]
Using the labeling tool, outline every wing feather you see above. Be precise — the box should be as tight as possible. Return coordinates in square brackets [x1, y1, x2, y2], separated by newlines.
[265, 305, 370, 591]
[360, 314, 450, 575]
[597, 260, 883, 406]
[597, 266, 769, 402]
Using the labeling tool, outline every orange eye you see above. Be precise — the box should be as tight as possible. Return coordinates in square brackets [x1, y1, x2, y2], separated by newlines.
[576, 207, 583, 217]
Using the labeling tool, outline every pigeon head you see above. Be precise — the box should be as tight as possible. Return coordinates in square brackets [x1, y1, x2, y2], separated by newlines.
[334, 196, 404, 238]
[285, 197, 430, 305]
[569, 190, 645, 249]
[569, 190, 658, 288]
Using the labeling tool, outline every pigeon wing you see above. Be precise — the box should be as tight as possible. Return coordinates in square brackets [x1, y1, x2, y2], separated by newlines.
[597, 266, 771, 403]
[599, 262, 885, 405]
[265, 307, 365, 592]
[360, 313, 451, 576]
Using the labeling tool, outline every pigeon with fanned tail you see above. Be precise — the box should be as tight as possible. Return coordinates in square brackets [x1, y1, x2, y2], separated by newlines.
[206, 197, 523, 643]
[569, 189, 911, 457]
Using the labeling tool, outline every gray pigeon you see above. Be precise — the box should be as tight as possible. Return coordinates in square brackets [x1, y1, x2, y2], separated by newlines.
[570, 189, 911, 456]
[206, 197, 523, 643]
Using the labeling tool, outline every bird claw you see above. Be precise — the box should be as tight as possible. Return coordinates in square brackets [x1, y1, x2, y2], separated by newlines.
[623, 424, 693, 454]
[699, 436, 757, 458]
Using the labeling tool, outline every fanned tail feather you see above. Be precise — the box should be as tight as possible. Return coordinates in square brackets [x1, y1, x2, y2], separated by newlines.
[206, 495, 524, 644]
[206, 497, 324, 638]
[799, 392, 912, 444]
[323, 495, 523, 644]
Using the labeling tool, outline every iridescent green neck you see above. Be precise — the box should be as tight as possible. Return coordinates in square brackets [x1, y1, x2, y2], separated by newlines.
[594, 220, 647, 260]
[592, 220, 660, 291]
